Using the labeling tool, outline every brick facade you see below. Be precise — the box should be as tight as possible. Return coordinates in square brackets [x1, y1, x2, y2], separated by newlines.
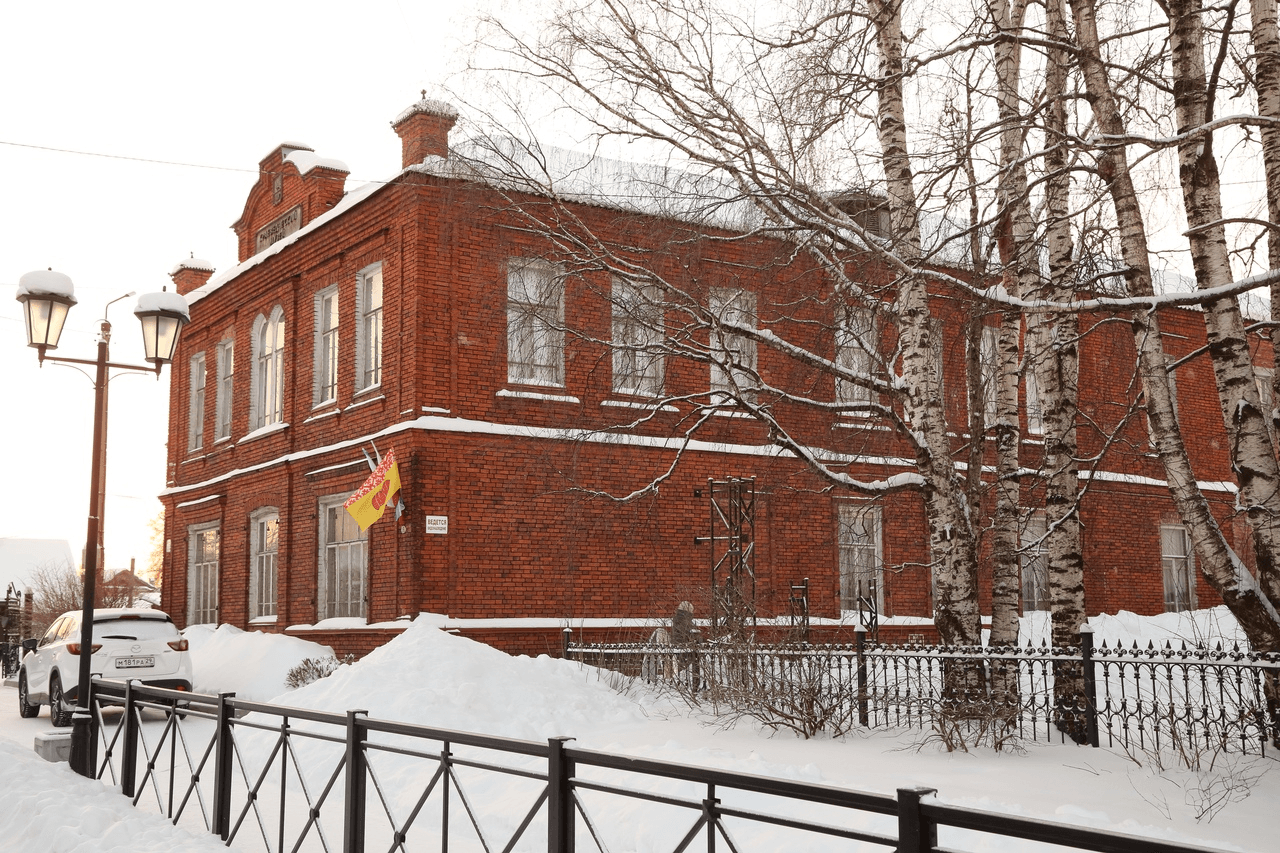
[158, 98, 1262, 658]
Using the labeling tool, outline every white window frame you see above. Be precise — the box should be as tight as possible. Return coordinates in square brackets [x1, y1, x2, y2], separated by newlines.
[1025, 361, 1044, 435]
[709, 287, 757, 405]
[611, 276, 664, 397]
[249, 508, 279, 620]
[838, 503, 883, 617]
[215, 340, 234, 441]
[187, 522, 220, 626]
[1161, 524, 1197, 612]
[507, 259, 565, 387]
[1020, 512, 1050, 612]
[250, 307, 286, 429]
[318, 495, 368, 620]
[835, 303, 876, 412]
[314, 286, 340, 406]
[188, 352, 206, 451]
[1255, 366, 1274, 440]
[355, 264, 384, 393]
[979, 324, 999, 424]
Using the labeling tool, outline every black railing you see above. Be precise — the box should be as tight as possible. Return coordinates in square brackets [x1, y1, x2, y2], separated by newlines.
[567, 629, 1280, 752]
[83, 677, 1229, 853]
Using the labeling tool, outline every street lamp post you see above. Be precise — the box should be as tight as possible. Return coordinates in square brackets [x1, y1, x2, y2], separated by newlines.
[15, 269, 188, 778]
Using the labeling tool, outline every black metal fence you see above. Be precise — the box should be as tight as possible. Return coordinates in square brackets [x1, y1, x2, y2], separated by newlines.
[85, 678, 1227, 853]
[567, 629, 1280, 753]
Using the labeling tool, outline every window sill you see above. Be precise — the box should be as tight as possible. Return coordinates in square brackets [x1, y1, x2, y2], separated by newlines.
[249, 615, 278, 625]
[344, 395, 385, 412]
[181, 453, 208, 465]
[354, 383, 382, 399]
[602, 399, 679, 413]
[712, 409, 754, 419]
[497, 388, 581, 404]
[304, 407, 341, 424]
[176, 493, 222, 509]
[833, 419, 891, 432]
[214, 435, 233, 445]
[241, 422, 289, 444]
[421, 406, 451, 415]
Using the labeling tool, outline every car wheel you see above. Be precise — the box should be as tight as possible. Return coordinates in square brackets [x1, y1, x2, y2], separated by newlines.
[17, 671, 39, 718]
[49, 674, 73, 727]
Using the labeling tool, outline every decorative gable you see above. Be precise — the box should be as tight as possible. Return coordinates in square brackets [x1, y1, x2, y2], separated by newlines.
[231, 142, 350, 263]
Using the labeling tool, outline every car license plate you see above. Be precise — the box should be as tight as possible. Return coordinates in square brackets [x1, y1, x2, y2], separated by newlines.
[115, 656, 154, 669]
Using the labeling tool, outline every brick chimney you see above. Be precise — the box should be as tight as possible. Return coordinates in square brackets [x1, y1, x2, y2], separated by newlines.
[170, 256, 215, 295]
[392, 94, 459, 168]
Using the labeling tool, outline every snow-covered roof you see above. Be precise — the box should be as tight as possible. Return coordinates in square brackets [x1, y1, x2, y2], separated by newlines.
[134, 289, 191, 321]
[284, 149, 349, 175]
[16, 269, 76, 302]
[266, 141, 314, 161]
[169, 257, 215, 276]
[393, 97, 460, 126]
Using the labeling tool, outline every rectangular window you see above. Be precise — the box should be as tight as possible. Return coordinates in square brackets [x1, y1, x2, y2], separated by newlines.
[979, 324, 998, 423]
[249, 510, 279, 620]
[1255, 367, 1274, 440]
[319, 498, 367, 619]
[188, 353, 206, 451]
[507, 259, 564, 387]
[709, 287, 757, 404]
[611, 276, 664, 397]
[838, 503, 883, 616]
[1161, 525, 1197, 612]
[215, 341, 234, 441]
[835, 303, 876, 411]
[357, 265, 383, 391]
[1020, 513, 1050, 612]
[187, 524, 220, 625]
[314, 286, 339, 405]
[1025, 362, 1044, 435]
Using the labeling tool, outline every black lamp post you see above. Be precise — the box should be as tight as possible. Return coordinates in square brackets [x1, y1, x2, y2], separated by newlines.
[15, 269, 188, 778]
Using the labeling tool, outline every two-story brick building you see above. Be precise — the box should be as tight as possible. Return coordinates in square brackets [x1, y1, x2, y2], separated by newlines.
[158, 96, 1264, 657]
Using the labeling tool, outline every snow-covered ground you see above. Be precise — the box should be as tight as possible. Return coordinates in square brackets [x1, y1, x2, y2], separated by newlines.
[0, 607, 1273, 852]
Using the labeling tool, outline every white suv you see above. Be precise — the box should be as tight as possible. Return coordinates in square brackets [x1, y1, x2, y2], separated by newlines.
[18, 608, 194, 725]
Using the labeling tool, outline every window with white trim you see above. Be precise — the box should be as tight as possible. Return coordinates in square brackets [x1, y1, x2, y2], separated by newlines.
[1025, 362, 1044, 435]
[355, 264, 383, 391]
[319, 496, 367, 619]
[249, 509, 279, 620]
[979, 324, 998, 423]
[835, 303, 876, 411]
[314, 286, 339, 405]
[188, 352, 206, 451]
[709, 287, 757, 404]
[507, 259, 564, 387]
[1020, 512, 1049, 612]
[250, 307, 286, 429]
[1255, 366, 1274, 439]
[215, 340, 234, 441]
[187, 523, 220, 625]
[838, 503, 883, 615]
[611, 276, 664, 397]
[1161, 525, 1197, 612]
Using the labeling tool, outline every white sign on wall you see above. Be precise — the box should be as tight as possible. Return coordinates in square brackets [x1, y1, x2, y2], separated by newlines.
[424, 515, 449, 535]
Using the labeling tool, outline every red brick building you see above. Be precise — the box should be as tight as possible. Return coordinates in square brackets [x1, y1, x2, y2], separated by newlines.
[158, 98, 1265, 657]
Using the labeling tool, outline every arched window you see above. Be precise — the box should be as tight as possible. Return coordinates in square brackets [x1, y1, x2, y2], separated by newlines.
[250, 307, 286, 429]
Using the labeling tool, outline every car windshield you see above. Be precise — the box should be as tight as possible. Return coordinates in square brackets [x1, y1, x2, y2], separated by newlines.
[94, 619, 179, 642]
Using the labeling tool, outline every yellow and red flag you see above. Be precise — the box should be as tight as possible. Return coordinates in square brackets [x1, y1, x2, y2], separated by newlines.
[344, 449, 401, 531]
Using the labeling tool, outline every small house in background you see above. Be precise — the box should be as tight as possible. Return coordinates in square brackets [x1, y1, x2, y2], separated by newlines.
[102, 567, 159, 609]
[156, 97, 1264, 659]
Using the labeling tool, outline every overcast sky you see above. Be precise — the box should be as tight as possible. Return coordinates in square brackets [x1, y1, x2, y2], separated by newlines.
[0, 0, 520, 576]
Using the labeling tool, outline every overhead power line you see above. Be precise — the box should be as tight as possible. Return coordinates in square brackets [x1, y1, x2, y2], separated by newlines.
[0, 138, 257, 174]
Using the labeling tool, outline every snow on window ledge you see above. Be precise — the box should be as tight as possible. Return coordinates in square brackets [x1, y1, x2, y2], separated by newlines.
[712, 409, 754, 419]
[345, 394, 385, 412]
[304, 407, 340, 424]
[497, 388, 581, 404]
[833, 419, 891, 432]
[176, 493, 222, 509]
[249, 615, 278, 625]
[602, 399, 679, 413]
[240, 422, 289, 444]
[421, 406, 451, 415]
[354, 383, 383, 400]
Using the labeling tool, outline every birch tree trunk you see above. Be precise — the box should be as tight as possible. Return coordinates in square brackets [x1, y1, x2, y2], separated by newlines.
[1070, 0, 1280, 655]
[869, 0, 982, 649]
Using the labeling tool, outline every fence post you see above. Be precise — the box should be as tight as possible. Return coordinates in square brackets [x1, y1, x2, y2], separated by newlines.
[547, 736, 576, 853]
[87, 677, 100, 777]
[896, 786, 937, 853]
[1079, 628, 1099, 748]
[212, 691, 237, 840]
[856, 625, 869, 727]
[562, 627, 573, 660]
[120, 680, 138, 799]
[343, 709, 369, 853]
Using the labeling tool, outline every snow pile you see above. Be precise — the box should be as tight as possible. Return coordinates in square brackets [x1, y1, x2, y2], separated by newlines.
[276, 620, 645, 740]
[0, 741, 228, 853]
[1019, 605, 1247, 649]
[184, 623, 334, 701]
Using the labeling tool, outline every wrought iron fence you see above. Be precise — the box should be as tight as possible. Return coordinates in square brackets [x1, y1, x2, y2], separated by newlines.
[567, 629, 1280, 753]
[85, 678, 1226, 853]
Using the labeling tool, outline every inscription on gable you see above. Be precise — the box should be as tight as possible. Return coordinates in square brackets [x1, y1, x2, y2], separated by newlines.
[256, 205, 303, 253]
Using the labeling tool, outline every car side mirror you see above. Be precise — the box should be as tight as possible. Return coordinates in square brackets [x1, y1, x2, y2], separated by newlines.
[22, 638, 37, 653]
